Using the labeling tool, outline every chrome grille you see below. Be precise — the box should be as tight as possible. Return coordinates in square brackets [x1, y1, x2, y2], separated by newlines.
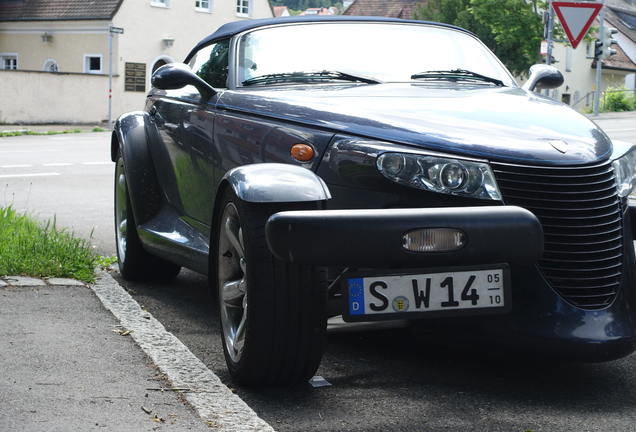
[491, 161, 623, 310]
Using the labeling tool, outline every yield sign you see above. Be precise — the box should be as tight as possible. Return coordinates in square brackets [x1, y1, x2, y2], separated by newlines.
[552, 1, 603, 49]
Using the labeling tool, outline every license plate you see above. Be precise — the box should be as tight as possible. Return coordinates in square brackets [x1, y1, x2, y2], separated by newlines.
[344, 265, 509, 322]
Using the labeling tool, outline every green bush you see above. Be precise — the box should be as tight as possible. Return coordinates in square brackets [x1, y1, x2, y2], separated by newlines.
[603, 89, 634, 112]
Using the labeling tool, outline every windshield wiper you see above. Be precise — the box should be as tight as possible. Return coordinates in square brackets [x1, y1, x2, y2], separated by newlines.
[242, 70, 382, 86]
[410, 69, 504, 86]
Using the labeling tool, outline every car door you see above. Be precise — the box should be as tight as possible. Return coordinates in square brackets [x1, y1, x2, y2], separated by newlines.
[160, 39, 230, 233]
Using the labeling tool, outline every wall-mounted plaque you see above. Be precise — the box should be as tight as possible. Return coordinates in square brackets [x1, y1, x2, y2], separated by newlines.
[125, 62, 146, 92]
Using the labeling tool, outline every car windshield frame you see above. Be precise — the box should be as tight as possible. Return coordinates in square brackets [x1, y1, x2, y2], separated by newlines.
[231, 22, 517, 89]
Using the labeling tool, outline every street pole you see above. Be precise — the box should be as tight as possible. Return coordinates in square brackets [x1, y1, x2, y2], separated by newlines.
[108, 26, 113, 129]
[546, 0, 554, 66]
[593, 1, 605, 116]
[545, 0, 554, 97]
[107, 26, 124, 128]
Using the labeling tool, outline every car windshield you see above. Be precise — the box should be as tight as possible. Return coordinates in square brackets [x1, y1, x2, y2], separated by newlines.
[237, 22, 515, 87]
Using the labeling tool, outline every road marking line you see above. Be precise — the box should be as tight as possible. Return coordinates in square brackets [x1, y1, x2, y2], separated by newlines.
[0, 149, 64, 154]
[91, 271, 274, 432]
[0, 172, 60, 179]
[1, 164, 32, 168]
[43, 163, 73, 167]
[81, 162, 111, 165]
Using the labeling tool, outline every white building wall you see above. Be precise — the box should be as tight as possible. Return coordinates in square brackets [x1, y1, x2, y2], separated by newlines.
[551, 24, 634, 110]
[0, 0, 272, 123]
[0, 20, 113, 72]
[551, 41, 598, 109]
[0, 70, 109, 123]
[111, 0, 272, 118]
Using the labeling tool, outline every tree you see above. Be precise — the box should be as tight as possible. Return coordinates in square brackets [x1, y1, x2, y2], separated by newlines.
[414, 0, 543, 76]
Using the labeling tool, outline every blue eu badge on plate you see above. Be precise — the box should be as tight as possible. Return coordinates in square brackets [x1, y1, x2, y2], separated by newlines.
[348, 278, 364, 315]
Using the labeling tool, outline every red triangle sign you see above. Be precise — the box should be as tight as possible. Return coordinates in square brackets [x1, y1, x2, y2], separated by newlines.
[552, 2, 603, 49]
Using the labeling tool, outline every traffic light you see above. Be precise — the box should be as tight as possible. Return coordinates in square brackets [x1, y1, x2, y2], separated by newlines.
[602, 27, 618, 59]
[594, 39, 603, 60]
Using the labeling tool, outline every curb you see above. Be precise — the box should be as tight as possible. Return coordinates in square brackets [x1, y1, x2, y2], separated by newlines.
[0, 276, 86, 287]
[90, 270, 274, 432]
[586, 111, 636, 120]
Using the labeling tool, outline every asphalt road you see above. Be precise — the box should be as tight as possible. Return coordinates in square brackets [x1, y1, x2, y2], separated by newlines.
[0, 131, 113, 256]
[2, 113, 636, 431]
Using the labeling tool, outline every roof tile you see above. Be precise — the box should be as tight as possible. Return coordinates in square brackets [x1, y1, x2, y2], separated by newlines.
[0, 0, 122, 21]
[343, 0, 427, 19]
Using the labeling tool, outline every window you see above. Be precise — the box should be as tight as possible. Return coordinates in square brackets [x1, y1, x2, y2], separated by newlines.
[615, 10, 636, 30]
[84, 55, 102, 73]
[561, 93, 571, 105]
[188, 39, 230, 88]
[236, 0, 250, 16]
[43, 59, 59, 72]
[1, 54, 18, 70]
[236, 23, 515, 86]
[151, 0, 169, 7]
[195, 0, 211, 12]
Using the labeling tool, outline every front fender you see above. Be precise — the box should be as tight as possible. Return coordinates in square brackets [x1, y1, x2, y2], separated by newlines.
[112, 111, 162, 224]
[222, 163, 332, 203]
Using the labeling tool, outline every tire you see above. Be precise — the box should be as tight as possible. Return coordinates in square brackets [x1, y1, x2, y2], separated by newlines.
[114, 154, 181, 281]
[215, 187, 327, 385]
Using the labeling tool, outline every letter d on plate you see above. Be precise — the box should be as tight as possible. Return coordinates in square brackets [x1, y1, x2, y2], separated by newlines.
[348, 278, 365, 315]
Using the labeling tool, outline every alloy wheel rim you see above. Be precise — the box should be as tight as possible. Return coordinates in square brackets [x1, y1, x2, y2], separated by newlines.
[114, 159, 128, 263]
[218, 202, 248, 363]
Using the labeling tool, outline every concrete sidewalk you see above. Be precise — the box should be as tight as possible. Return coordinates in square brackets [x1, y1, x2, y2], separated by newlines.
[0, 277, 208, 432]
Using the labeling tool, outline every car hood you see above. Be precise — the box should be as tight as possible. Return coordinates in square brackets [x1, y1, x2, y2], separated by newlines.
[217, 84, 612, 165]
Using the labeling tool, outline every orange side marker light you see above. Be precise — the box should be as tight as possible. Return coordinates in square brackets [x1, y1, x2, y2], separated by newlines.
[291, 144, 315, 162]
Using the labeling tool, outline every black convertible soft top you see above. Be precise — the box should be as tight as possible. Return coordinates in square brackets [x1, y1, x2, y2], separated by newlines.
[183, 15, 470, 63]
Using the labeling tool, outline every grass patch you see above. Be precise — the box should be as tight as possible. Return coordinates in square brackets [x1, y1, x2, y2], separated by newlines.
[0, 206, 99, 283]
[0, 127, 106, 138]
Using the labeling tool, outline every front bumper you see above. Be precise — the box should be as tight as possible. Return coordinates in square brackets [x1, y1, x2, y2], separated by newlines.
[266, 205, 543, 267]
[265, 204, 636, 362]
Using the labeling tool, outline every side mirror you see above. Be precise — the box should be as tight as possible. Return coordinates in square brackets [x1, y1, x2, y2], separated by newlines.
[522, 64, 564, 92]
[151, 63, 216, 101]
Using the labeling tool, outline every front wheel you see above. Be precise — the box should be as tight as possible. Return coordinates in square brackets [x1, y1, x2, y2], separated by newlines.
[215, 188, 327, 385]
[114, 155, 180, 281]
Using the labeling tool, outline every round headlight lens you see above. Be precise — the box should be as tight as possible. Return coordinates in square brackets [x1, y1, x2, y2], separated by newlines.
[440, 163, 467, 190]
[381, 153, 405, 176]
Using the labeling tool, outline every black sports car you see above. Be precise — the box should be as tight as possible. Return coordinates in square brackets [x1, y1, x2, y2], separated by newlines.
[112, 16, 636, 385]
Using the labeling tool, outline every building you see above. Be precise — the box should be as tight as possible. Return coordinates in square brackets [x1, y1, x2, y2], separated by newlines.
[342, 1, 354, 11]
[273, 6, 290, 17]
[343, 0, 426, 19]
[550, 0, 636, 110]
[0, 0, 273, 124]
[300, 7, 335, 16]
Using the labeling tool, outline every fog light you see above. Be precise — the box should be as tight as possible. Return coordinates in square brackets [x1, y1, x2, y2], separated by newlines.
[402, 228, 466, 252]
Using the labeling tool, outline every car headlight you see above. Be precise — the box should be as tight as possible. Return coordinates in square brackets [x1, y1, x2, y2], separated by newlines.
[613, 146, 636, 197]
[376, 152, 502, 200]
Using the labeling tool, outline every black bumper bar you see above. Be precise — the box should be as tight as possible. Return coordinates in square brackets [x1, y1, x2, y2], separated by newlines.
[266, 206, 543, 267]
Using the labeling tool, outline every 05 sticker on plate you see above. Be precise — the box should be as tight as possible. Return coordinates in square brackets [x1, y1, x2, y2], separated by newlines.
[347, 268, 506, 318]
